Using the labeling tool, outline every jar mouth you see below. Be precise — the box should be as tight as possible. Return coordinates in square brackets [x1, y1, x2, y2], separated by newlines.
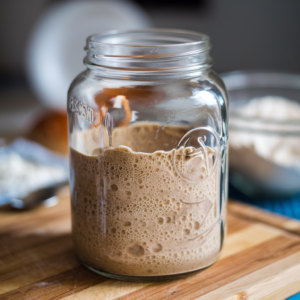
[85, 29, 211, 71]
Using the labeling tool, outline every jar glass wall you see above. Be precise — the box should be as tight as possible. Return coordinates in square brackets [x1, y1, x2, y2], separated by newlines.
[68, 29, 228, 281]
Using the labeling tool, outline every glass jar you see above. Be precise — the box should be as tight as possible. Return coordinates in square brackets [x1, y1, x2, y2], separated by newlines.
[68, 29, 228, 281]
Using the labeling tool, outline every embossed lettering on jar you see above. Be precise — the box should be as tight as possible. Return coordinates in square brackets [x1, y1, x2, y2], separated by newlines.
[67, 29, 228, 281]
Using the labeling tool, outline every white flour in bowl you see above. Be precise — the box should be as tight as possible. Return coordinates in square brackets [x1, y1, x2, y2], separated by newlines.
[233, 96, 300, 120]
[0, 139, 68, 205]
[230, 96, 300, 168]
[0, 152, 66, 197]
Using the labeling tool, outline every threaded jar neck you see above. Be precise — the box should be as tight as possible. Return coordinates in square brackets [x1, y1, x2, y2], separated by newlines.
[84, 29, 212, 73]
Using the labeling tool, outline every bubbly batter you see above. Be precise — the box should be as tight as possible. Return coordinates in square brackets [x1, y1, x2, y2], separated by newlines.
[70, 123, 221, 276]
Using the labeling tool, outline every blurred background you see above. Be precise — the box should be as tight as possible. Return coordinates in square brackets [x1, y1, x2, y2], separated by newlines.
[1, 0, 300, 142]
[1, 0, 300, 213]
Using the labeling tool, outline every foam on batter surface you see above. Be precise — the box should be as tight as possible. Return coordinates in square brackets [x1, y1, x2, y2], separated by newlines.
[70, 122, 222, 276]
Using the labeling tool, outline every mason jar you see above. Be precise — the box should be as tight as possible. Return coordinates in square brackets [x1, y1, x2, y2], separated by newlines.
[68, 29, 228, 282]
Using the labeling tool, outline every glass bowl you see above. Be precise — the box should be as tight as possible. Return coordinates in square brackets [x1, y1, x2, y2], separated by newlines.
[222, 70, 300, 198]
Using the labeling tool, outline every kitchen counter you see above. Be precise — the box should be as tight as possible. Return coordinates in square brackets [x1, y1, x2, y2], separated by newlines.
[1, 190, 300, 300]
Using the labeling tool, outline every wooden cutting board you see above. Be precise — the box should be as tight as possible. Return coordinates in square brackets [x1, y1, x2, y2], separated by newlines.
[1, 189, 300, 300]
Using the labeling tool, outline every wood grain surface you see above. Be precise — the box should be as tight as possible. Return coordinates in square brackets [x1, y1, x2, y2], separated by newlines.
[228, 200, 300, 236]
[1, 190, 300, 300]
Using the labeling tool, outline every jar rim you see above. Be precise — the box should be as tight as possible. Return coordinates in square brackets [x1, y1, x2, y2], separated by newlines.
[85, 29, 212, 72]
[86, 29, 210, 53]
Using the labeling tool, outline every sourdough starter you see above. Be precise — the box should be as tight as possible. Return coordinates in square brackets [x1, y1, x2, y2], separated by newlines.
[70, 123, 221, 276]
